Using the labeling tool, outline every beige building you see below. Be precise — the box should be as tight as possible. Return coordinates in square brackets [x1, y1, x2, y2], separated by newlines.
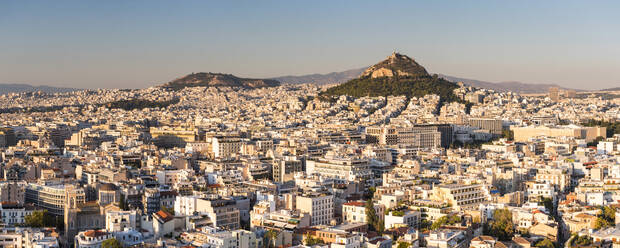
[548, 87, 560, 101]
[0, 181, 26, 204]
[150, 126, 198, 147]
[512, 125, 606, 142]
[272, 157, 303, 183]
[430, 184, 490, 211]
[535, 168, 571, 192]
[212, 136, 242, 158]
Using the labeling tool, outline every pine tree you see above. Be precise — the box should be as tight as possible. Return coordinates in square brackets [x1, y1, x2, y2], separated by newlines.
[119, 194, 127, 210]
[366, 199, 381, 233]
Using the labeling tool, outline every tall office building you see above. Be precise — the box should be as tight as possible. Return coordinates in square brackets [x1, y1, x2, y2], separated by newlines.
[365, 126, 442, 149]
[0, 127, 16, 147]
[468, 118, 503, 136]
[549, 87, 560, 102]
[272, 156, 303, 183]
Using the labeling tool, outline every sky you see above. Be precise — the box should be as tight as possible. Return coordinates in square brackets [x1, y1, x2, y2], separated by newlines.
[1, 1, 619, 90]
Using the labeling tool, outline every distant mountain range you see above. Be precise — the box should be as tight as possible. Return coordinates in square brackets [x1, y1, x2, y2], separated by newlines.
[272, 68, 365, 86]
[0, 83, 78, 95]
[161, 72, 280, 90]
[273, 67, 583, 94]
[436, 75, 583, 94]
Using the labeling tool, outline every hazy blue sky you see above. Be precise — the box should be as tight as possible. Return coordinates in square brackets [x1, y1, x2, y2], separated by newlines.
[1, 1, 619, 89]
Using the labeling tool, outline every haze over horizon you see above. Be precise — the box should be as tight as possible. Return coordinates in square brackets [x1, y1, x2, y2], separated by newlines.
[1, 1, 619, 90]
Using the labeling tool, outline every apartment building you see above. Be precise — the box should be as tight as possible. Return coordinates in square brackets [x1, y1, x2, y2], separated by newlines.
[306, 155, 372, 185]
[384, 210, 421, 229]
[0, 181, 26, 204]
[342, 201, 385, 224]
[365, 126, 442, 149]
[174, 196, 240, 230]
[25, 183, 85, 216]
[212, 136, 242, 158]
[105, 210, 139, 232]
[296, 192, 334, 226]
[272, 156, 303, 183]
[0, 202, 36, 225]
[468, 118, 503, 136]
[430, 183, 490, 211]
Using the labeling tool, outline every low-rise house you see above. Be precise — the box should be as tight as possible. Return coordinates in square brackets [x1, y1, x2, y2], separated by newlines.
[153, 210, 175, 238]
[384, 210, 421, 230]
[425, 229, 468, 248]
[75, 230, 112, 248]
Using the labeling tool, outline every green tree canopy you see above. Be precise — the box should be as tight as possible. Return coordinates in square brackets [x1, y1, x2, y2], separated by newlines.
[431, 215, 461, 230]
[572, 235, 592, 246]
[595, 206, 616, 229]
[502, 129, 514, 141]
[365, 199, 383, 233]
[397, 242, 410, 248]
[484, 209, 514, 241]
[24, 210, 55, 228]
[119, 194, 127, 210]
[304, 235, 323, 246]
[535, 238, 555, 248]
[102, 238, 123, 248]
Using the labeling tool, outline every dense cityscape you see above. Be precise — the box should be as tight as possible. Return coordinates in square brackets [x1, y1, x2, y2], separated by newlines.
[3, 1, 620, 247]
[1, 51, 620, 248]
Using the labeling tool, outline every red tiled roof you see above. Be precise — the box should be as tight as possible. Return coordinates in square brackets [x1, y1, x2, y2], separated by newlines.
[343, 201, 365, 207]
[84, 230, 108, 238]
[155, 210, 174, 222]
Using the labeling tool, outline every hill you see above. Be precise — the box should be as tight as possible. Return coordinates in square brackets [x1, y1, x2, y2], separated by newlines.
[600, 87, 620, 92]
[320, 53, 460, 102]
[161, 72, 280, 90]
[0, 83, 78, 95]
[272, 68, 365, 85]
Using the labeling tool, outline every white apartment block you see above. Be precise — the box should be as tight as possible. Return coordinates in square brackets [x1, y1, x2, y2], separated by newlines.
[0, 202, 35, 225]
[296, 193, 334, 226]
[105, 210, 138, 232]
[384, 210, 421, 229]
[342, 201, 385, 224]
[306, 156, 372, 184]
